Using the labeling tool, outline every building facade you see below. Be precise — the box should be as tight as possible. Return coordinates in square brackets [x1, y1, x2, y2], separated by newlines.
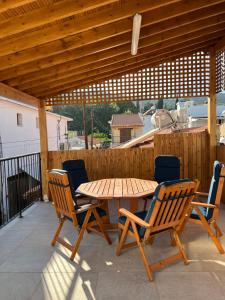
[0, 97, 72, 158]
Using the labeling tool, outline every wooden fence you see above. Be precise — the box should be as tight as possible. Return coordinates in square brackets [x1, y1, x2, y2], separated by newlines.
[154, 129, 210, 191]
[48, 128, 210, 192]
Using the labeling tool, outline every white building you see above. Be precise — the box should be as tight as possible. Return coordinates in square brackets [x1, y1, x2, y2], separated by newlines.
[0, 97, 72, 158]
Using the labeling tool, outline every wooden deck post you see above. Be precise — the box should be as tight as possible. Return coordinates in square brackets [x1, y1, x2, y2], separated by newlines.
[38, 101, 49, 200]
[208, 47, 217, 175]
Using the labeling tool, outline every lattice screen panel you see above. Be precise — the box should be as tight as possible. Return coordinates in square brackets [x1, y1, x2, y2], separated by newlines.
[216, 50, 225, 93]
[45, 51, 210, 106]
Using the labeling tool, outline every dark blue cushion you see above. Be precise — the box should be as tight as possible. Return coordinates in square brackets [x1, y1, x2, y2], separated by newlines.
[154, 155, 180, 183]
[119, 211, 148, 238]
[66, 207, 106, 226]
[190, 160, 222, 221]
[62, 160, 89, 205]
[190, 207, 209, 221]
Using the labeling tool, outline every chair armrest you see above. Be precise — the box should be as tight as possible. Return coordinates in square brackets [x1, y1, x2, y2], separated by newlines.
[76, 203, 102, 214]
[119, 208, 150, 228]
[191, 201, 216, 209]
[195, 192, 208, 197]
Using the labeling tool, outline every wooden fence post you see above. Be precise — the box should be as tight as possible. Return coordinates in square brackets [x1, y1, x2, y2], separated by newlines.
[208, 47, 217, 175]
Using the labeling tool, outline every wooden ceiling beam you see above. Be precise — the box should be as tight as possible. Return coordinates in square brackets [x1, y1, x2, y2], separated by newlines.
[15, 16, 225, 90]
[0, 0, 119, 40]
[0, 82, 39, 107]
[0, 0, 35, 13]
[34, 40, 215, 98]
[24, 30, 225, 94]
[5, 22, 225, 85]
[0, 0, 180, 56]
[1, 1, 225, 69]
[215, 34, 225, 51]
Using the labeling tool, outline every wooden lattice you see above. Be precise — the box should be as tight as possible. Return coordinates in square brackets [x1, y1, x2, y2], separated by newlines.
[45, 51, 210, 106]
[216, 50, 225, 93]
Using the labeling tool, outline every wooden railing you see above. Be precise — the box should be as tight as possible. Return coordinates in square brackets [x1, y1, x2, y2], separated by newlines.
[48, 128, 211, 192]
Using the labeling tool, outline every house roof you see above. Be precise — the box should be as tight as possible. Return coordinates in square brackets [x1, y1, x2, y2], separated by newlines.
[111, 114, 144, 127]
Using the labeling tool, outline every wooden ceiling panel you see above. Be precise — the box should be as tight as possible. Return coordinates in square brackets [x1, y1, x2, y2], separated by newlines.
[3, 21, 225, 86]
[0, 0, 225, 103]
[1, 1, 225, 70]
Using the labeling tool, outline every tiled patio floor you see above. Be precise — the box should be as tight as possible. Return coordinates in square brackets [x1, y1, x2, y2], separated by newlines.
[1, 202, 225, 300]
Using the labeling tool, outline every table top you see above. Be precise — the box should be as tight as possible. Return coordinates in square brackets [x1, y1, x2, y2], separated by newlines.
[76, 178, 158, 200]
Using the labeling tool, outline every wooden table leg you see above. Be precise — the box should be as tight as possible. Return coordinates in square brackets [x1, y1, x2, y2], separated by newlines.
[130, 198, 138, 213]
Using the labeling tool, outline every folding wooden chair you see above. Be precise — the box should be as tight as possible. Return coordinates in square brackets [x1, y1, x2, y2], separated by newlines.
[116, 179, 198, 281]
[48, 169, 112, 261]
[186, 161, 225, 254]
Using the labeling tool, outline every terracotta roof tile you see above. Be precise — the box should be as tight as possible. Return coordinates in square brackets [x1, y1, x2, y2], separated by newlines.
[111, 114, 143, 127]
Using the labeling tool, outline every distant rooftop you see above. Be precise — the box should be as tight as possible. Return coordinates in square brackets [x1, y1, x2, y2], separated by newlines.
[111, 114, 144, 127]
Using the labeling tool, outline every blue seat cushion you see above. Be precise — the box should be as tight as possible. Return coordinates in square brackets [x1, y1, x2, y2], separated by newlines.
[119, 210, 148, 238]
[62, 160, 89, 206]
[66, 207, 106, 227]
[155, 155, 180, 183]
[190, 206, 209, 221]
[205, 160, 221, 220]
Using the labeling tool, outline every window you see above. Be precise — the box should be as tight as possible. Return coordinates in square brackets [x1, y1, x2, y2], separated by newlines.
[36, 117, 39, 128]
[17, 113, 23, 127]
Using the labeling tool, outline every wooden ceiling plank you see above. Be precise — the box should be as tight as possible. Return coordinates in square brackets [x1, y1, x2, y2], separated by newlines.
[34, 39, 216, 97]
[0, 0, 180, 56]
[14, 16, 225, 89]
[1, 1, 225, 69]
[5, 22, 225, 85]
[0, 0, 34, 13]
[0, 0, 119, 40]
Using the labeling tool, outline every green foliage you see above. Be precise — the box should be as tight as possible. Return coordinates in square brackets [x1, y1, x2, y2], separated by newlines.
[143, 102, 154, 113]
[52, 101, 138, 136]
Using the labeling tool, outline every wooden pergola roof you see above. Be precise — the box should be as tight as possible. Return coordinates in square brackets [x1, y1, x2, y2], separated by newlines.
[1, 0, 225, 106]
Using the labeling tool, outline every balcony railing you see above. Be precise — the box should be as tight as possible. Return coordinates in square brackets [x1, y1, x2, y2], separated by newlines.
[0, 152, 42, 228]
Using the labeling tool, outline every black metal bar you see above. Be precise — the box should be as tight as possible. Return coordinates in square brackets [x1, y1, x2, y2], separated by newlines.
[0, 152, 42, 228]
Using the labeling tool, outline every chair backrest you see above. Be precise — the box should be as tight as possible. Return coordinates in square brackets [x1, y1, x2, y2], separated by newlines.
[62, 159, 89, 199]
[47, 169, 78, 225]
[207, 161, 225, 220]
[140, 179, 198, 237]
[154, 155, 180, 183]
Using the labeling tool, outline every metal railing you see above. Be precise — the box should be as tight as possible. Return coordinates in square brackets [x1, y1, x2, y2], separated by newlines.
[0, 152, 42, 228]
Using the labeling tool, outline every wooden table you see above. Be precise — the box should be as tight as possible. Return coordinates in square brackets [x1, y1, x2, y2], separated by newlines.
[76, 178, 158, 222]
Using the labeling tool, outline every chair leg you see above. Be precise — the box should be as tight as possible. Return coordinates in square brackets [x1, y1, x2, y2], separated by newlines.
[212, 222, 223, 237]
[131, 221, 153, 281]
[195, 207, 225, 254]
[116, 219, 130, 256]
[51, 218, 65, 246]
[92, 208, 112, 245]
[173, 230, 189, 265]
[70, 210, 92, 261]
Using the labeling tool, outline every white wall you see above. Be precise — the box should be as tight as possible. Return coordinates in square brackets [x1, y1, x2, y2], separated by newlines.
[0, 99, 70, 158]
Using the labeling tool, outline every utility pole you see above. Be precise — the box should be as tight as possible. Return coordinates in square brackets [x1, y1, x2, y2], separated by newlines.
[0, 135, 3, 158]
[82, 103, 88, 149]
[90, 109, 94, 149]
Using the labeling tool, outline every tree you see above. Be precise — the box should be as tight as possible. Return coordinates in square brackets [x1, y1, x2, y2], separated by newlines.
[113, 101, 139, 114]
[143, 102, 153, 113]
[156, 98, 164, 109]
